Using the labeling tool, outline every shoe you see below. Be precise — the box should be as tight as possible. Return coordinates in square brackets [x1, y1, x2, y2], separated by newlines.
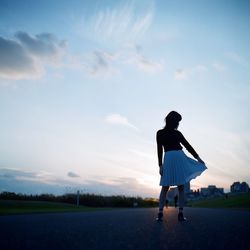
[156, 212, 163, 222]
[178, 212, 186, 221]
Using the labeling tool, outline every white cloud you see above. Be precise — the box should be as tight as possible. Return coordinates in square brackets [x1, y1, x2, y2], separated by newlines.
[0, 32, 67, 80]
[105, 113, 138, 130]
[0, 36, 43, 80]
[15, 32, 66, 62]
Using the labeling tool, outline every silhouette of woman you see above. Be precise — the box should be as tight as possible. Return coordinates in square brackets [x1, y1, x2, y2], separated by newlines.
[156, 111, 207, 221]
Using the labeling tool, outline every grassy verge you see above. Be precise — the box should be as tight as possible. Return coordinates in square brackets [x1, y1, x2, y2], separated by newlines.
[187, 193, 250, 211]
[0, 200, 109, 215]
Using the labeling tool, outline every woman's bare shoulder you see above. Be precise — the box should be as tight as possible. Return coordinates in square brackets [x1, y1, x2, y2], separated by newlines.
[156, 129, 164, 136]
[157, 128, 164, 133]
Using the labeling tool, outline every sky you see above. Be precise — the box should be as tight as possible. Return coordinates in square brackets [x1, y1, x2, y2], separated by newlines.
[0, 0, 250, 197]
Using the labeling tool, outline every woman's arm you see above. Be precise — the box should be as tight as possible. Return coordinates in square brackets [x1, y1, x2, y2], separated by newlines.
[156, 130, 163, 166]
[157, 144, 163, 166]
[178, 131, 199, 158]
[196, 156, 205, 164]
[179, 131, 205, 164]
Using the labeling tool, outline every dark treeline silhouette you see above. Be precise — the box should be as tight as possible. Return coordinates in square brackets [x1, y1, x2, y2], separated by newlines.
[0, 192, 158, 208]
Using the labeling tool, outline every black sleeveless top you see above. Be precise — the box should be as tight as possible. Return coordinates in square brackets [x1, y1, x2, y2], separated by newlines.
[156, 129, 199, 159]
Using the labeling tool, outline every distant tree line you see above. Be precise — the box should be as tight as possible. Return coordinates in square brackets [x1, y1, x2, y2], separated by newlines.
[0, 192, 158, 208]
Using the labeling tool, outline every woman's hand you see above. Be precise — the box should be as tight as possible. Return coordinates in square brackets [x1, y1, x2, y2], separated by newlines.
[159, 165, 163, 176]
[197, 156, 205, 165]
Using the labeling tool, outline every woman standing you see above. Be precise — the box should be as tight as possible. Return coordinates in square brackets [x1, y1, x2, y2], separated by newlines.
[156, 111, 207, 222]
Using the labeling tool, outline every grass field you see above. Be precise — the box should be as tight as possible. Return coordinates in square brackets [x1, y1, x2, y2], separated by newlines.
[0, 200, 107, 215]
[187, 193, 250, 211]
[1, 193, 249, 215]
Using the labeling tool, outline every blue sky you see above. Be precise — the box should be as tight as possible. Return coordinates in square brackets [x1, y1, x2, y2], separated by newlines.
[0, 0, 250, 197]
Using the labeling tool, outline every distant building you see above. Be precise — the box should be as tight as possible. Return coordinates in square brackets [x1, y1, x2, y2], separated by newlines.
[231, 182, 241, 192]
[231, 182, 249, 193]
[200, 185, 224, 197]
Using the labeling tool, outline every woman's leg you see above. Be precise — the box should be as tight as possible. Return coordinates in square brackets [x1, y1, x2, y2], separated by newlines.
[159, 186, 169, 211]
[156, 186, 169, 221]
[178, 185, 185, 210]
[177, 185, 186, 221]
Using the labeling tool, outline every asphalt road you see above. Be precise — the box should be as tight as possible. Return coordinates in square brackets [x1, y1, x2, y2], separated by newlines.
[0, 207, 249, 250]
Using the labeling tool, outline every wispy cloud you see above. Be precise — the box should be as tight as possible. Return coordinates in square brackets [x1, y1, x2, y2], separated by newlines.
[174, 65, 208, 80]
[0, 168, 87, 194]
[79, 2, 154, 44]
[84, 176, 159, 197]
[105, 113, 138, 130]
[0, 168, 36, 180]
[124, 44, 164, 73]
[212, 62, 226, 72]
[67, 171, 80, 178]
[174, 69, 190, 80]
[0, 168, 158, 197]
[129, 149, 155, 160]
[226, 52, 250, 68]
[135, 54, 163, 73]
[82, 50, 119, 77]
[0, 32, 66, 80]
[175, 61, 226, 79]
[68, 44, 163, 77]
[0, 168, 61, 185]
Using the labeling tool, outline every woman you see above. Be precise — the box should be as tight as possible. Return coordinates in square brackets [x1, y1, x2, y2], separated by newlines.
[156, 111, 207, 222]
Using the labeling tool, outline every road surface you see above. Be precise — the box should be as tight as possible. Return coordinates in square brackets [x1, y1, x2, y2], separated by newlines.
[0, 207, 249, 250]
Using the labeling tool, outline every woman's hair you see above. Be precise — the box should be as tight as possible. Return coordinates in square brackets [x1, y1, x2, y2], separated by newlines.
[164, 111, 182, 130]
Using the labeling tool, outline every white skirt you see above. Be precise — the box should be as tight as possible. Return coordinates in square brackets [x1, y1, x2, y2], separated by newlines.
[160, 150, 207, 186]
